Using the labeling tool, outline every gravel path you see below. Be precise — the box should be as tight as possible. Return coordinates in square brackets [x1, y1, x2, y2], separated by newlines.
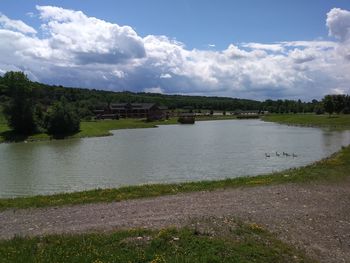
[1, 180, 350, 263]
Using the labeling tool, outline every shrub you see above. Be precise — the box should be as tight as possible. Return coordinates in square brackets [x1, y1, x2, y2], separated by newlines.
[45, 98, 80, 136]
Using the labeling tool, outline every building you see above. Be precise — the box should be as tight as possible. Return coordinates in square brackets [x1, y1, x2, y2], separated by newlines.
[93, 103, 168, 120]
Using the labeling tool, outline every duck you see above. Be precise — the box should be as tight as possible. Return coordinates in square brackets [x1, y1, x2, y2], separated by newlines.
[276, 151, 280, 157]
[265, 153, 270, 158]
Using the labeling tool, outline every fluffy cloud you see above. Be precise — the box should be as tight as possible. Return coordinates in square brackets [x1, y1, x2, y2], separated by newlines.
[0, 6, 349, 100]
[327, 8, 350, 41]
[36, 5, 145, 64]
[0, 13, 37, 34]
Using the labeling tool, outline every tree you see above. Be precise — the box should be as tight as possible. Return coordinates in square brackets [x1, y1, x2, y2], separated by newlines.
[323, 95, 334, 115]
[45, 98, 80, 136]
[333, 95, 345, 114]
[2, 71, 36, 134]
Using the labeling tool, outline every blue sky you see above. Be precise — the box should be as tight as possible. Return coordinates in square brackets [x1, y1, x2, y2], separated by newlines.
[2, 0, 350, 48]
[0, 1, 350, 100]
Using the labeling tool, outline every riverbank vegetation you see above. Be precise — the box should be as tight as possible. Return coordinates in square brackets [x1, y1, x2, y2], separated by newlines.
[0, 113, 239, 143]
[1, 72, 81, 139]
[0, 217, 313, 263]
[262, 114, 350, 129]
[0, 143, 349, 210]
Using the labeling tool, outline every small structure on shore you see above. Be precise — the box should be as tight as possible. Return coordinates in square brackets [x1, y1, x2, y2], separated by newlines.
[178, 113, 195, 124]
[233, 110, 269, 119]
[93, 103, 168, 121]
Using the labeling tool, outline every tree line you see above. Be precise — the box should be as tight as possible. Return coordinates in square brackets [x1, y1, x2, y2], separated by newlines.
[0, 71, 349, 135]
[0, 72, 80, 136]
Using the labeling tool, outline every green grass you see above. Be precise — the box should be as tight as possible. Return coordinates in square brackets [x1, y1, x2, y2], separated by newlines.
[262, 114, 350, 129]
[0, 218, 314, 263]
[0, 118, 178, 143]
[0, 116, 236, 143]
[1, 144, 349, 211]
[196, 115, 237, 121]
[73, 118, 178, 138]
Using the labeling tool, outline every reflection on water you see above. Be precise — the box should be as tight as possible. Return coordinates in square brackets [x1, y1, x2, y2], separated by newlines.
[0, 120, 349, 198]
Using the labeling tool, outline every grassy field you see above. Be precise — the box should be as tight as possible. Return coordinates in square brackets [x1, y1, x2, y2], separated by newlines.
[262, 114, 350, 129]
[0, 218, 314, 263]
[0, 116, 238, 143]
[1, 143, 349, 210]
[0, 118, 178, 143]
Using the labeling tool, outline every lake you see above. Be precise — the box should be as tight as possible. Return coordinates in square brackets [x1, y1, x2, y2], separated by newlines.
[1, 119, 349, 198]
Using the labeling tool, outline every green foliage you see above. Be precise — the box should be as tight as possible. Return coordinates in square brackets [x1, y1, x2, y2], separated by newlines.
[45, 98, 80, 136]
[2, 71, 350, 120]
[0, 106, 6, 124]
[0, 220, 314, 263]
[323, 95, 334, 115]
[2, 72, 37, 134]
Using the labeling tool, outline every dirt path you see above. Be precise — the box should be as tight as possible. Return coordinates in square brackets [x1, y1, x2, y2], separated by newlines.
[1, 181, 350, 263]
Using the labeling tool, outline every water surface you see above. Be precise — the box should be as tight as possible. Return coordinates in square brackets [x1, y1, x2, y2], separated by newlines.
[1, 120, 349, 198]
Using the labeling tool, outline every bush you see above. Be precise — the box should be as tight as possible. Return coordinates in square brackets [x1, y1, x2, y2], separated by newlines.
[45, 98, 80, 136]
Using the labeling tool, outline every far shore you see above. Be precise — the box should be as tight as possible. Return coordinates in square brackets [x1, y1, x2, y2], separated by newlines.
[1, 113, 350, 144]
[0, 115, 239, 144]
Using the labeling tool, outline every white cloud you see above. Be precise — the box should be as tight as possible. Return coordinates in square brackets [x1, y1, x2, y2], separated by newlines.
[0, 6, 349, 100]
[160, 73, 172, 79]
[26, 12, 36, 18]
[326, 8, 350, 41]
[36, 5, 146, 65]
[0, 13, 37, 34]
[288, 48, 317, 63]
[144, 86, 164, 94]
[112, 70, 126, 79]
[331, 88, 346, 94]
[242, 42, 284, 52]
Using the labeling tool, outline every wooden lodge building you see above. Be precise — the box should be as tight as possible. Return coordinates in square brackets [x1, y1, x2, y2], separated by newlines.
[93, 103, 168, 120]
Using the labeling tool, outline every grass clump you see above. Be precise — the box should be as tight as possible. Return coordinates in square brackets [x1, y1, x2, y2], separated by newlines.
[0, 218, 314, 263]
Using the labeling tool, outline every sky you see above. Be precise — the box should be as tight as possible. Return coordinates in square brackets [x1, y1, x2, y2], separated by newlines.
[0, 0, 350, 100]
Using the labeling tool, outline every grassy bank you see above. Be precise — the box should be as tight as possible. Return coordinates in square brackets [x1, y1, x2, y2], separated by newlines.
[1, 144, 349, 211]
[0, 118, 178, 143]
[262, 114, 350, 129]
[0, 116, 238, 143]
[0, 217, 314, 263]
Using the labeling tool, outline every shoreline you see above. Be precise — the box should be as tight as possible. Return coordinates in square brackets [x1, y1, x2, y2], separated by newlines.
[2, 114, 350, 144]
[0, 116, 238, 144]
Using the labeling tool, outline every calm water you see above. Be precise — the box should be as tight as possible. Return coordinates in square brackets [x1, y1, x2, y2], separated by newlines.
[1, 120, 350, 198]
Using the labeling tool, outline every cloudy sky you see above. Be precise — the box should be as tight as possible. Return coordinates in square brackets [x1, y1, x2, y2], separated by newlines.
[0, 0, 350, 100]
